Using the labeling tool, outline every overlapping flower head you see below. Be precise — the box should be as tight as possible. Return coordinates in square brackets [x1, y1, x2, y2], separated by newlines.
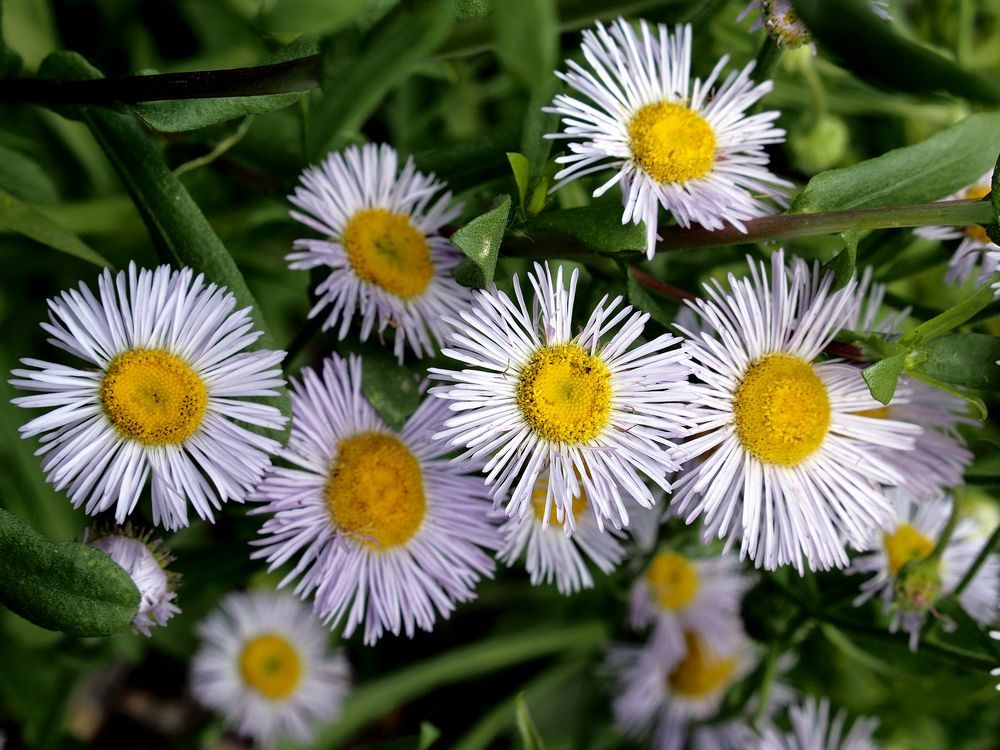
[251, 353, 498, 644]
[849, 490, 1000, 650]
[288, 143, 469, 361]
[547, 18, 790, 259]
[10, 263, 287, 530]
[759, 696, 881, 750]
[673, 250, 921, 572]
[191, 589, 350, 746]
[916, 172, 999, 286]
[430, 261, 695, 532]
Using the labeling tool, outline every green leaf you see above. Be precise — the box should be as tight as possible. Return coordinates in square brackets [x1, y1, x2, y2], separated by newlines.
[907, 369, 987, 421]
[0, 145, 59, 203]
[987, 152, 1000, 245]
[791, 113, 1000, 213]
[340, 340, 423, 430]
[452, 194, 512, 288]
[528, 204, 645, 253]
[901, 271, 1000, 345]
[493, 0, 557, 91]
[134, 91, 301, 133]
[0, 190, 111, 268]
[824, 230, 858, 292]
[417, 722, 441, 750]
[515, 694, 546, 750]
[626, 269, 674, 328]
[0, 509, 140, 637]
[507, 152, 530, 206]
[792, 0, 1000, 103]
[861, 353, 905, 404]
[261, 0, 373, 35]
[907, 334, 1000, 391]
[310, 0, 455, 159]
[0, 2, 22, 78]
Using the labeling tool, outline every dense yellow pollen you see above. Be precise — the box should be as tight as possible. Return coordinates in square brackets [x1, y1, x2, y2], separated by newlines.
[962, 186, 992, 243]
[239, 634, 302, 700]
[530, 475, 589, 521]
[645, 551, 700, 611]
[732, 353, 831, 466]
[627, 102, 717, 184]
[342, 208, 434, 299]
[99, 349, 207, 446]
[515, 344, 613, 444]
[884, 523, 935, 576]
[326, 432, 426, 550]
[668, 631, 738, 698]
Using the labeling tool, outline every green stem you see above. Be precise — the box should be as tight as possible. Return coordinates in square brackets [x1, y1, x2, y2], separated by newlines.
[283, 622, 607, 750]
[752, 641, 781, 728]
[952, 523, 1000, 599]
[753, 36, 783, 85]
[901, 270, 1000, 344]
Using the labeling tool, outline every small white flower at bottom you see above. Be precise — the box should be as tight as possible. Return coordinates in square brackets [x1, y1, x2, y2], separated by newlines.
[758, 696, 881, 750]
[191, 590, 349, 747]
[87, 529, 179, 636]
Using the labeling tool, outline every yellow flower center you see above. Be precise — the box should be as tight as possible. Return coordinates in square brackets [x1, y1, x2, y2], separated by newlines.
[99, 349, 208, 446]
[732, 353, 831, 466]
[627, 102, 717, 184]
[325, 432, 427, 550]
[515, 343, 613, 444]
[884, 523, 935, 576]
[342, 208, 434, 299]
[645, 550, 700, 611]
[668, 630, 738, 698]
[962, 186, 992, 244]
[239, 633, 302, 700]
[531, 474, 589, 521]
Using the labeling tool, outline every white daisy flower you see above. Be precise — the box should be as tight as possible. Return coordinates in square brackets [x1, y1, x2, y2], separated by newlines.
[86, 528, 179, 636]
[430, 262, 695, 531]
[759, 696, 880, 750]
[191, 590, 349, 746]
[672, 250, 920, 572]
[10, 263, 286, 530]
[849, 489, 1000, 651]
[546, 19, 790, 260]
[915, 172, 999, 286]
[288, 143, 470, 361]
[252, 353, 498, 645]
[610, 626, 759, 750]
[629, 549, 753, 654]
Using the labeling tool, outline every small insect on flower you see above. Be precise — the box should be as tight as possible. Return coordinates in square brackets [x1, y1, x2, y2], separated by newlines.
[740, 1, 891, 49]
[252, 353, 499, 644]
[849, 490, 1000, 651]
[191, 590, 350, 747]
[86, 527, 179, 636]
[673, 250, 920, 572]
[546, 19, 790, 260]
[609, 625, 759, 750]
[431, 262, 695, 532]
[288, 143, 470, 361]
[629, 550, 753, 654]
[10, 263, 286, 530]
[758, 696, 882, 750]
[916, 172, 1000, 286]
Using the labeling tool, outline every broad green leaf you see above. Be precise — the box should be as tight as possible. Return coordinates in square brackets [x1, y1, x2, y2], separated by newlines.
[792, 0, 1000, 103]
[824, 230, 858, 292]
[508, 152, 530, 206]
[340, 340, 423, 430]
[261, 0, 372, 35]
[626, 269, 674, 328]
[529, 204, 646, 253]
[791, 113, 1000, 213]
[0, 144, 59, 203]
[861, 353, 904, 404]
[135, 91, 301, 133]
[515, 694, 546, 750]
[310, 0, 455, 159]
[452, 194, 512, 288]
[908, 334, 1000, 391]
[494, 0, 557, 91]
[0, 189, 111, 267]
[0, 509, 140, 637]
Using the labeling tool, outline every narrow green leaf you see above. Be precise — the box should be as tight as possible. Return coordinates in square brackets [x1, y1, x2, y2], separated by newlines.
[792, 0, 1000, 103]
[135, 91, 301, 133]
[0, 145, 59, 204]
[452, 194, 512, 288]
[908, 334, 1000, 391]
[311, 0, 455, 159]
[0, 190, 111, 267]
[0, 509, 140, 637]
[493, 0, 557, 91]
[791, 113, 1000, 213]
[261, 0, 372, 35]
[861, 353, 905, 404]
[907, 370, 987, 421]
[514, 694, 545, 750]
[824, 230, 858, 292]
[507, 152, 530, 206]
[529, 204, 645, 253]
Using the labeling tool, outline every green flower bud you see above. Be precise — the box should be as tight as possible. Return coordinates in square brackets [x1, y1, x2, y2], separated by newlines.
[893, 556, 943, 613]
[789, 115, 850, 174]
